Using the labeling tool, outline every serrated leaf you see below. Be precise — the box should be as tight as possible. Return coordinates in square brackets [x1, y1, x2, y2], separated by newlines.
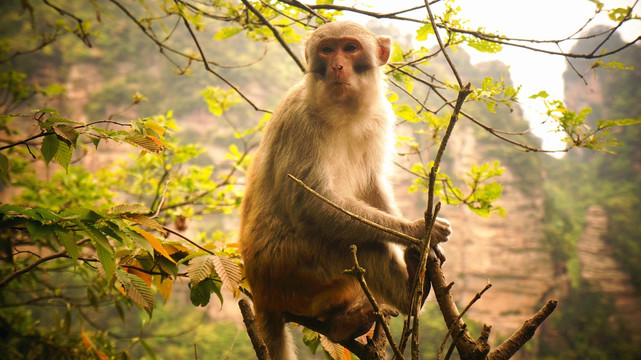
[41, 134, 59, 164]
[109, 203, 152, 215]
[126, 133, 162, 152]
[156, 276, 173, 303]
[25, 220, 53, 240]
[96, 243, 116, 280]
[123, 228, 154, 256]
[188, 255, 214, 284]
[125, 260, 152, 286]
[34, 208, 60, 222]
[53, 123, 79, 144]
[212, 255, 241, 293]
[75, 220, 113, 253]
[126, 272, 155, 317]
[54, 140, 72, 170]
[56, 230, 79, 262]
[125, 214, 164, 233]
[320, 335, 347, 360]
[134, 228, 176, 263]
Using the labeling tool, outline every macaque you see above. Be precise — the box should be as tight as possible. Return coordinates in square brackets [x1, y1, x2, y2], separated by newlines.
[239, 21, 451, 359]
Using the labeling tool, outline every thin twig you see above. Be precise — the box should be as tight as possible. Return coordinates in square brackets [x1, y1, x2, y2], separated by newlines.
[345, 245, 404, 359]
[163, 226, 216, 256]
[287, 174, 420, 246]
[437, 283, 492, 359]
[423, 0, 462, 88]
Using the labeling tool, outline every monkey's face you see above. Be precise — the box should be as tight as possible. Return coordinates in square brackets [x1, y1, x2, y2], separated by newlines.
[305, 23, 391, 104]
[307, 36, 370, 100]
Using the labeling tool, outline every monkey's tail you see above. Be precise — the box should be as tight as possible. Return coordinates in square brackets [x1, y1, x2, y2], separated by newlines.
[256, 310, 295, 360]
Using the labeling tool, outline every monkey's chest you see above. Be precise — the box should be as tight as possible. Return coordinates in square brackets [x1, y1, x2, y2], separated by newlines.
[323, 139, 379, 196]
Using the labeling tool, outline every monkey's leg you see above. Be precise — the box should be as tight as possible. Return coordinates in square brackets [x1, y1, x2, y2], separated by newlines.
[404, 246, 433, 307]
[322, 295, 398, 343]
[356, 242, 417, 313]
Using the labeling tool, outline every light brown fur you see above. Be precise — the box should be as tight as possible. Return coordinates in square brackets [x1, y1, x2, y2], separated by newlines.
[239, 21, 450, 359]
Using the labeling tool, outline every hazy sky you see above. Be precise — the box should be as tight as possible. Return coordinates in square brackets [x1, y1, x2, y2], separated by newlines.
[336, 0, 641, 151]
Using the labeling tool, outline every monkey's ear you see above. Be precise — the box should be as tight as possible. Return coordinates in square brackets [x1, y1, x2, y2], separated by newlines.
[377, 36, 391, 66]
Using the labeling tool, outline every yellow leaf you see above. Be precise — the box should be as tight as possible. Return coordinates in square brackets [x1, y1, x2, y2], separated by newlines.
[158, 276, 173, 302]
[134, 228, 176, 263]
[165, 243, 189, 255]
[126, 260, 152, 286]
[145, 120, 166, 137]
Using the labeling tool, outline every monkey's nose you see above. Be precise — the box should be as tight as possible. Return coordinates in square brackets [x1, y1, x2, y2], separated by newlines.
[333, 65, 344, 71]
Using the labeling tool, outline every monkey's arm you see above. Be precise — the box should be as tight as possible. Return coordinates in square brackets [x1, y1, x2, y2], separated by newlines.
[282, 174, 423, 246]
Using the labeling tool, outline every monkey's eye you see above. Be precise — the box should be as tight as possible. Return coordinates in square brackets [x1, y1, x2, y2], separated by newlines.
[320, 46, 334, 55]
[343, 43, 359, 53]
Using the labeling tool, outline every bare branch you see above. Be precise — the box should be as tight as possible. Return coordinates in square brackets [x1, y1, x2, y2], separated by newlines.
[487, 300, 558, 360]
[239, 298, 272, 360]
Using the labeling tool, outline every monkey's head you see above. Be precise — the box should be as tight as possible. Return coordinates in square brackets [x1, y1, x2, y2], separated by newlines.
[305, 21, 391, 103]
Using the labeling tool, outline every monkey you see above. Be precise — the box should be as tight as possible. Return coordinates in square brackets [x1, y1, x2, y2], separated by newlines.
[239, 21, 451, 359]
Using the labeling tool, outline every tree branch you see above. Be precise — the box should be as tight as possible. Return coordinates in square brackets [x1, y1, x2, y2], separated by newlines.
[238, 298, 271, 360]
[241, 0, 306, 73]
[287, 174, 421, 246]
[487, 300, 558, 360]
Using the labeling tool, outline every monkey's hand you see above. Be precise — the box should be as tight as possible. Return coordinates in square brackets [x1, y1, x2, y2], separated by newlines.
[408, 217, 451, 244]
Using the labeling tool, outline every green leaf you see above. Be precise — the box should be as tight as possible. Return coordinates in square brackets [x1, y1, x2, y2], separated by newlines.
[75, 220, 113, 253]
[33, 108, 60, 116]
[126, 273, 155, 317]
[395, 104, 421, 123]
[108, 203, 152, 215]
[60, 207, 103, 222]
[56, 230, 79, 263]
[189, 278, 222, 307]
[41, 134, 59, 164]
[188, 255, 214, 285]
[416, 23, 434, 41]
[529, 90, 549, 99]
[597, 116, 641, 129]
[96, 243, 115, 280]
[122, 228, 154, 257]
[54, 140, 72, 171]
[466, 36, 502, 53]
[213, 26, 242, 40]
[25, 220, 53, 240]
